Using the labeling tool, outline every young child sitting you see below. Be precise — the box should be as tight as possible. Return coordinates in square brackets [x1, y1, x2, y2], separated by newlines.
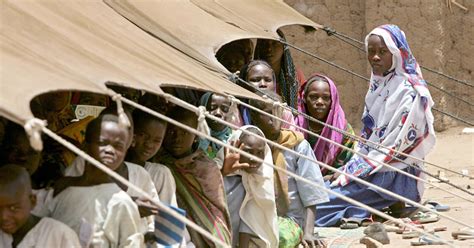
[157, 106, 232, 247]
[198, 92, 233, 159]
[41, 114, 144, 247]
[0, 164, 80, 248]
[216, 125, 278, 248]
[249, 95, 329, 247]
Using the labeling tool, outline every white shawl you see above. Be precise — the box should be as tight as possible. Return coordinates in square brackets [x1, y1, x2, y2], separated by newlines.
[215, 125, 279, 248]
[334, 25, 436, 191]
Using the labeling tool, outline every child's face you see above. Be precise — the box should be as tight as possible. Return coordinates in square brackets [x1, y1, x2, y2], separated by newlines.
[132, 120, 166, 163]
[255, 39, 284, 66]
[4, 134, 41, 175]
[239, 134, 266, 174]
[88, 121, 129, 170]
[252, 103, 281, 141]
[305, 80, 332, 121]
[0, 186, 35, 234]
[220, 51, 246, 73]
[163, 117, 196, 158]
[247, 64, 275, 91]
[367, 35, 393, 76]
[207, 95, 231, 131]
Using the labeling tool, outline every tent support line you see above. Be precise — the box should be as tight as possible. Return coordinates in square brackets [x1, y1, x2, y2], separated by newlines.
[322, 26, 473, 88]
[151, 94, 473, 228]
[320, 28, 474, 107]
[40, 126, 230, 248]
[234, 76, 473, 181]
[121, 96, 457, 247]
[280, 40, 474, 125]
[232, 97, 474, 199]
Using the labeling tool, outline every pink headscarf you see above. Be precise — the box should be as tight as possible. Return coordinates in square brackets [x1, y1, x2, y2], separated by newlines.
[295, 73, 347, 167]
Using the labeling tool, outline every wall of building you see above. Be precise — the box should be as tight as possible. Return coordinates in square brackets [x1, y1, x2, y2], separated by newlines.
[282, 0, 473, 131]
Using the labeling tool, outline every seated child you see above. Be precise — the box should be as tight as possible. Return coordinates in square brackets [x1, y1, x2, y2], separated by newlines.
[249, 95, 329, 247]
[215, 125, 278, 248]
[157, 106, 232, 247]
[0, 122, 51, 215]
[126, 109, 177, 205]
[0, 164, 80, 248]
[42, 113, 144, 247]
[198, 92, 233, 159]
[64, 108, 160, 239]
[237, 60, 298, 131]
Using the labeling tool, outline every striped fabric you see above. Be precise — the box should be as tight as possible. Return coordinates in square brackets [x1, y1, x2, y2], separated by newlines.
[154, 205, 186, 247]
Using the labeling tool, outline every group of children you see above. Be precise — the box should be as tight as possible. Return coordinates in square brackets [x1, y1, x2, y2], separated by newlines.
[0, 24, 435, 248]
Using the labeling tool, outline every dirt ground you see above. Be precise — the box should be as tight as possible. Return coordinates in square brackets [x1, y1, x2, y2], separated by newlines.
[320, 126, 474, 247]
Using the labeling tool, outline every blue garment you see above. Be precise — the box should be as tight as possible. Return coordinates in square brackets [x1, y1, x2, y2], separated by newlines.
[197, 92, 233, 158]
[154, 205, 187, 246]
[315, 167, 420, 227]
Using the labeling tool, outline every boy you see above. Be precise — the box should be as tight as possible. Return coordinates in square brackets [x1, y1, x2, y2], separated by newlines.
[217, 126, 278, 248]
[0, 122, 52, 216]
[42, 114, 144, 247]
[127, 109, 176, 205]
[64, 108, 160, 239]
[0, 164, 80, 248]
[249, 96, 329, 247]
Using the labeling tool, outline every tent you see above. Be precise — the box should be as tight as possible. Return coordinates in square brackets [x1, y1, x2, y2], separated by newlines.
[0, 0, 319, 125]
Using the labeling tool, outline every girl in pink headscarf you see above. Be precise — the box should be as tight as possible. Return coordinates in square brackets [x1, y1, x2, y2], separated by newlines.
[295, 74, 356, 176]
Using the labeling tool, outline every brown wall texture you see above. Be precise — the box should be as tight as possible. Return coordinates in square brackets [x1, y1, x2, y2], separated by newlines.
[282, 0, 473, 131]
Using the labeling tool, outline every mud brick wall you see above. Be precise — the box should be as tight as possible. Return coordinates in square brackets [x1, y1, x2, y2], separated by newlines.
[283, 0, 473, 131]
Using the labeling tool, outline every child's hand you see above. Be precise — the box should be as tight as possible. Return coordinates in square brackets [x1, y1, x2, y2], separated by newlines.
[134, 197, 159, 217]
[221, 140, 250, 176]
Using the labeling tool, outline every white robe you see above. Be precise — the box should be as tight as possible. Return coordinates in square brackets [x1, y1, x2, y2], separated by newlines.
[144, 161, 177, 206]
[39, 183, 143, 248]
[0, 217, 81, 248]
[31, 188, 53, 216]
[215, 125, 279, 248]
[65, 157, 159, 233]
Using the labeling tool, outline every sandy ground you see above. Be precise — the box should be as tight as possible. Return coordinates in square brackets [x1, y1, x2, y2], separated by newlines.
[323, 126, 474, 248]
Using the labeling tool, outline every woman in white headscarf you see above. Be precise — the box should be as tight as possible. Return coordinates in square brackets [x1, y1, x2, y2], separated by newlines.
[316, 24, 436, 227]
[215, 125, 279, 248]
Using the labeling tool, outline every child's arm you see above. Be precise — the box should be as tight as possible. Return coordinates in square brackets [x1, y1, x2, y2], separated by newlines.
[302, 205, 317, 247]
[239, 232, 251, 248]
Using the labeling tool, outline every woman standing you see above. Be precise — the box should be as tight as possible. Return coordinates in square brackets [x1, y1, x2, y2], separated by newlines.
[316, 24, 436, 227]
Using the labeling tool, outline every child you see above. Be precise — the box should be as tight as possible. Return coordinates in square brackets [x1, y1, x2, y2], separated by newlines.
[42, 114, 144, 247]
[158, 106, 232, 247]
[238, 60, 298, 131]
[0, 123, 52, 216]
[249, 96, 329, 247]
[64, 108, 160, 239]
[216, 125, 278, 248]
[198, 92, 233, 159]
[126, 109, 176, 205]
[0, 164, 80, 248]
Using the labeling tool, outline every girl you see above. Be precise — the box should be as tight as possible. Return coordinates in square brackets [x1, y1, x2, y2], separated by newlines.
[158, 106, 232, 247]
[296, 74, 356, 176]
[316, 24, 436, 227]
[238, 60, 297, 131]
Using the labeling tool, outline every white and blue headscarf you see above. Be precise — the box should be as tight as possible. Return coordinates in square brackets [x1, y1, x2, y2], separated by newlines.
[333, 25, 436, 192]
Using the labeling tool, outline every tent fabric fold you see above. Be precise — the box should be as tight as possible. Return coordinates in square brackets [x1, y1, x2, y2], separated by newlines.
[0, 0, 263, 124]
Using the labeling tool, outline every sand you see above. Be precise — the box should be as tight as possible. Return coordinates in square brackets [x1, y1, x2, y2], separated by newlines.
[318, 126, 474, 247]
